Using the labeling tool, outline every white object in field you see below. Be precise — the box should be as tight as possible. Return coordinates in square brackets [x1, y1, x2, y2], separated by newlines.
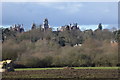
[74, 44, 82, 47]
[0, 60, 14, 72]
[0, 69, 6, 72]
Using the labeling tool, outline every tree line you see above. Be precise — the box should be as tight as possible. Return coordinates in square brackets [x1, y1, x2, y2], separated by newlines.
[1, 25, 120, 68]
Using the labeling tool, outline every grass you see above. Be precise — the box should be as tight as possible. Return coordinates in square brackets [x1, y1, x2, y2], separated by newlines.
[15, 67, 119, 71]
[74, 67, 119, 69]
[15, 67, 63, 71]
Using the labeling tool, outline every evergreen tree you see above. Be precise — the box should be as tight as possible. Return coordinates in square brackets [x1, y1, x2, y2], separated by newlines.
[98, 23, 102, 30]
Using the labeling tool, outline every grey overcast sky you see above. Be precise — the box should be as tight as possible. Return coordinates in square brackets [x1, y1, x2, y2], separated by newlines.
[2, 2, 118, 30]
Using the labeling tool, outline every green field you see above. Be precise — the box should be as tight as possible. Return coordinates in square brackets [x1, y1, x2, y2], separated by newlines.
[3, 67, 119, 79]
[15, 67, 119, 71]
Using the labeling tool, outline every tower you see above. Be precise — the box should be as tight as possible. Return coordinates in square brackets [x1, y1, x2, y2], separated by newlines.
[43, 18, 49, 30]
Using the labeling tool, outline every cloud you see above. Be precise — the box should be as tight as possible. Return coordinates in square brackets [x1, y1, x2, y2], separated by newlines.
[79, 24, 110, 31]
[1, 0, 119, 2]
[36, 2, 83, 14]
[2, 2, 117, 28]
